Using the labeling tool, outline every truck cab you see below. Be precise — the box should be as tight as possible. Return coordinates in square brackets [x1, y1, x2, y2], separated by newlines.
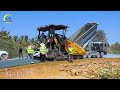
[85, 42, 108, 58]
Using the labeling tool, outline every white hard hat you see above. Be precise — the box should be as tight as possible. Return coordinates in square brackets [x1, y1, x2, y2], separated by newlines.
[40, 43, 45, 46]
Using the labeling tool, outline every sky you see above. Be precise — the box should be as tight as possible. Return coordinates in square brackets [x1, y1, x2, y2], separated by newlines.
[0, 11, 120, 45]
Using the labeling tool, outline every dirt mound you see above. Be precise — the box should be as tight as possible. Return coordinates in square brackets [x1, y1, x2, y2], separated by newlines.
[59, 59, 120, 79]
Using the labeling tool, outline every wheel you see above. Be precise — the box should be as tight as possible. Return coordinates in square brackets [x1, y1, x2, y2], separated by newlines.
[104, 51, 107, 55]
[91, 55, 94, 58]
[79, 55, 84, 59]
[88, 55, 91, 58]
[99, 53, 103, 58]
[76, 56, 80, 59]
[0, 54, 8, 60]
[85, 56, 88, 58]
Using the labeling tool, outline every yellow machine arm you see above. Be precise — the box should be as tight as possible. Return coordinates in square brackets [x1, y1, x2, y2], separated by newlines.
[54, 37, 86, 56]
[54, 37, 58, 46]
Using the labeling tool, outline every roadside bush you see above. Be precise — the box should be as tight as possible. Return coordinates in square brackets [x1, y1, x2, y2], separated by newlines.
[112, 50, 120, 54]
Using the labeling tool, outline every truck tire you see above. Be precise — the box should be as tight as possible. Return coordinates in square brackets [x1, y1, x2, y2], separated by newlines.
[88, 55, 91, 58]
[99, 53, 102, 58]
[104, 51, 107, 55]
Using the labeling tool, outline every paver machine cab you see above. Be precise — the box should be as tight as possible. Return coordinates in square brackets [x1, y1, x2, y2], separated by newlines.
[36, 24, 86, 60]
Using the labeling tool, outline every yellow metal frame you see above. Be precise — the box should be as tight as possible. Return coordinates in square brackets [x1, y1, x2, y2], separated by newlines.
[65, 39, 86, 56]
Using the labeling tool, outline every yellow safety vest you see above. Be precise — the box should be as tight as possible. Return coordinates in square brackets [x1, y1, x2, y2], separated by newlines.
[40, 46, 46, 54]
[27, 47, 34, 54]
[68, 47, 73, 54]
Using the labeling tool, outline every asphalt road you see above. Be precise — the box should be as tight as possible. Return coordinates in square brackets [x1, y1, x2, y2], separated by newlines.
[0, 58, 40, 69]
[0, 54, 120, 69]
[103, 54, 120, 58]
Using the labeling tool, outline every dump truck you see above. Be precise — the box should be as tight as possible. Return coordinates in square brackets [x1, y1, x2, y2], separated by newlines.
[69, 23, 108, 58]
[33, 23, 108, 60]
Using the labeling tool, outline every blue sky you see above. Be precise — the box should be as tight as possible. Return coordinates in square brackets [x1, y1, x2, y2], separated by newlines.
[0, 11, 120, 45]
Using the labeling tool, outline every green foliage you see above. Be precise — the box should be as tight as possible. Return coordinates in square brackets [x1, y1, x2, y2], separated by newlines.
[111, 42, 120, 50]
[110, 42, 120, 54]
[0, 29, 34, 59]
[13, 35, 18, 42]
[0, 29, 10, 36]
[0, 38, 19, 58]
[0, 29, 10, 40]
[21, 37, 27, 46]
[112, 50, 120, 54]
[25, 35, 28, 42]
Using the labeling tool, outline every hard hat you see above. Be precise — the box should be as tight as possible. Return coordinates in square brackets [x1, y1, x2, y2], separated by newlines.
[40, 43, 45, 46]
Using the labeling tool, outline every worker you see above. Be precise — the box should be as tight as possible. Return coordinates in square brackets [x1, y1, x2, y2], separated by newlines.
[27, 45, 34, 59]
[68, 45, 73, 63]
[18, 47, 23, 59]
[41, 32, 47, 43]
[47, 36, 50, 48]
[40, 43, 47, 62]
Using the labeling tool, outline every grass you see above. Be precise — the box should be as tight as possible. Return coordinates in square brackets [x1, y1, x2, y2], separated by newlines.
[112, 50, 120, 54]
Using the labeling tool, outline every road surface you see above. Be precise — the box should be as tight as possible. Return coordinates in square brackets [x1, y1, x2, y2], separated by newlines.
[0, 54, 120, 69]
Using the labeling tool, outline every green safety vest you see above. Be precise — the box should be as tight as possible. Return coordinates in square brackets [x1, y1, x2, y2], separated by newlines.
[68, 47, 73, 54]
[27, 47, 34, 54]
[40, 46, 46, 54]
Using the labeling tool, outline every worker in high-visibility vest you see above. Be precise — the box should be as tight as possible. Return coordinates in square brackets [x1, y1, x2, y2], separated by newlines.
[40, 43, 47, 62]
[27, 45, 34, 59]
[68, 45, 73, 63]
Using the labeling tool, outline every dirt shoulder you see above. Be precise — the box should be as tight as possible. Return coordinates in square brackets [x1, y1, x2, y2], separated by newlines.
[0, 58, 120, 79]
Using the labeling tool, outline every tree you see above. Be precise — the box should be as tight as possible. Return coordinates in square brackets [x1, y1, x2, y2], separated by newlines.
[111, 42, 120, 50]
[20, 36, 24, 41]
[25, 35, 28, 43]
[93, 30, 107, 42]
[8, 36, 12, 40]
[0, 28, 10, 40]
[13, 36, 18, 42]
[21, 37, 27, 46]
[31, 38, 35, 44]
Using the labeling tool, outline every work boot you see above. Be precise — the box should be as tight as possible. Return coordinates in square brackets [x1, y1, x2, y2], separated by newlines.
[70, 61, 73, 63]
[68, 61, 71, 63]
